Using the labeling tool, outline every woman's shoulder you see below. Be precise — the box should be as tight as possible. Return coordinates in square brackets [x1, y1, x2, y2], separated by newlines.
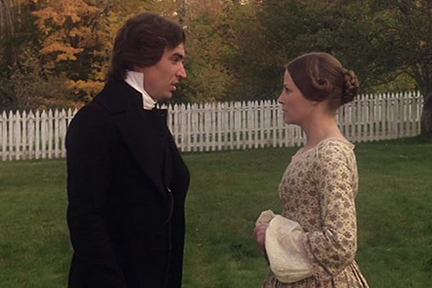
[315, 137, 355, 162]
[317, 137, 354, 151]
[292, 137, 354, 163]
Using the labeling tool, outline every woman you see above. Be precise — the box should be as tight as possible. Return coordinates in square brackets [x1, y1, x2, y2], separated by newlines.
[254, 52, 370, 288]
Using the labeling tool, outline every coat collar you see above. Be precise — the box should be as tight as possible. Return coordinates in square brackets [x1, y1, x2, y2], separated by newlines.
[95, 79, 142, 113]
[94, 80, 169, 199]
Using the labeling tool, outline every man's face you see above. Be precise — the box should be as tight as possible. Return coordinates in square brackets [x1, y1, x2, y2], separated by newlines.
[139, 43, 187, 101]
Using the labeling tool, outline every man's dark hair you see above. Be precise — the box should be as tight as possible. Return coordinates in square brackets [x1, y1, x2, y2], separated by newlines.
[107, 12, 186, 81]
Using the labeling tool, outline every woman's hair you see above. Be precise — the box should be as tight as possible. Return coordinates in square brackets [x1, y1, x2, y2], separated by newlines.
[107, 12, 186, 81]
[286, 52, 359, 112]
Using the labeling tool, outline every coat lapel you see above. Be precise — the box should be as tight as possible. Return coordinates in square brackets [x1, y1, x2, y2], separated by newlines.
[94, 80, 167, 199]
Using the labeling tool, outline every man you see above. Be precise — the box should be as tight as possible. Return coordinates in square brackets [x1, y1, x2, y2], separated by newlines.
[66, 12, 190, 288]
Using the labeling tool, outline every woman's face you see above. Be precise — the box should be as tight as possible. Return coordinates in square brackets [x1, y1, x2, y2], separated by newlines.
[277, 70, 316, 126]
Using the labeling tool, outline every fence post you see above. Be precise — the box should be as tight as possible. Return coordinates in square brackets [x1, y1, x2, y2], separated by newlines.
[28, 111, 35, 160]
[1, 111, 7, 161]
[8, 111, 14, 161]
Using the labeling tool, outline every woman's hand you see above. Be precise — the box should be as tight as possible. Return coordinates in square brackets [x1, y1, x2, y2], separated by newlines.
[254, 224, 269, 255]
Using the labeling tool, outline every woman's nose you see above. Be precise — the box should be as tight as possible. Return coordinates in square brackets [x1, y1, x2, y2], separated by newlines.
[277, 93, 283, 104]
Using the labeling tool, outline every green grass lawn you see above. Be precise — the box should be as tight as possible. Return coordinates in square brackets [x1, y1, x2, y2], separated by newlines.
[0, 137, 431, 287]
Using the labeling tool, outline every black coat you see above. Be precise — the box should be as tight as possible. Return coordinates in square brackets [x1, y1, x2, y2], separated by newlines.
[66, 79, 190, 288]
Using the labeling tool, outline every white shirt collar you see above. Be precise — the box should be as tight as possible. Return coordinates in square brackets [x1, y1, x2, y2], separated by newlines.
[124, 70, 157, 110]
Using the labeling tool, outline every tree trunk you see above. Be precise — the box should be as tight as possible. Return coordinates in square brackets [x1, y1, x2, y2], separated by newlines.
[0, 0, 17, 67]
[420, 91, 432, 141]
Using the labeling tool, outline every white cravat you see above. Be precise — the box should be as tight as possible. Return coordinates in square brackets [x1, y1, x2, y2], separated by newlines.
[124, 71, 157, 110]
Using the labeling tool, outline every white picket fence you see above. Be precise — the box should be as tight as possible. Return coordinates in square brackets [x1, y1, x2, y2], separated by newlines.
[0, 109, 75, 161]
[0, 91, 424, 160]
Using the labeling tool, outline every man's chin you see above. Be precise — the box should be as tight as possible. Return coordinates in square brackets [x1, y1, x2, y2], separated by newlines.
[153, 92, 173, 101]
[164, 92, 174, 100]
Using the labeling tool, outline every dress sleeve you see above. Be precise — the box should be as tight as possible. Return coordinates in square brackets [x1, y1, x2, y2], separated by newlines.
[299, 142, 358, 280]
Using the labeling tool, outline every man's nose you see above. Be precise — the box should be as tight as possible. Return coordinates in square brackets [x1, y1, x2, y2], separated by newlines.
[177, 64, 187, 79]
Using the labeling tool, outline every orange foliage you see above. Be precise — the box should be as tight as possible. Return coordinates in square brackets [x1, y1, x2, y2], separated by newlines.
[32, 0, 105, 62]
[69, 79, 105, 96]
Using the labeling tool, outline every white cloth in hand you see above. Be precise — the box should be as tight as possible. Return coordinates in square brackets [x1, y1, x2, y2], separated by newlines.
[256, 210, 313, 283]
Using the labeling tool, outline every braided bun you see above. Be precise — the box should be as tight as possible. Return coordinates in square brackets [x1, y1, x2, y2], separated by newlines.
[341, 69, 359, 104]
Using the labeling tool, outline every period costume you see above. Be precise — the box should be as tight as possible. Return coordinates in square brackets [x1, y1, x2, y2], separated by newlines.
[66, 78, 190, 288]
[258, 138, 369, 288]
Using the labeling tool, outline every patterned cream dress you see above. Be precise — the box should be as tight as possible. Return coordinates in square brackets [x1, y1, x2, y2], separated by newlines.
[263, 138, 369, 288]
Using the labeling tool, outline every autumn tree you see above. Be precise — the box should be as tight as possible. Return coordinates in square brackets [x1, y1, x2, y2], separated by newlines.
[1, 0, 262, 107]
[0, 0, 63, 110]
[0, 0, 111, 109]
[30, 0, 109, 104]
